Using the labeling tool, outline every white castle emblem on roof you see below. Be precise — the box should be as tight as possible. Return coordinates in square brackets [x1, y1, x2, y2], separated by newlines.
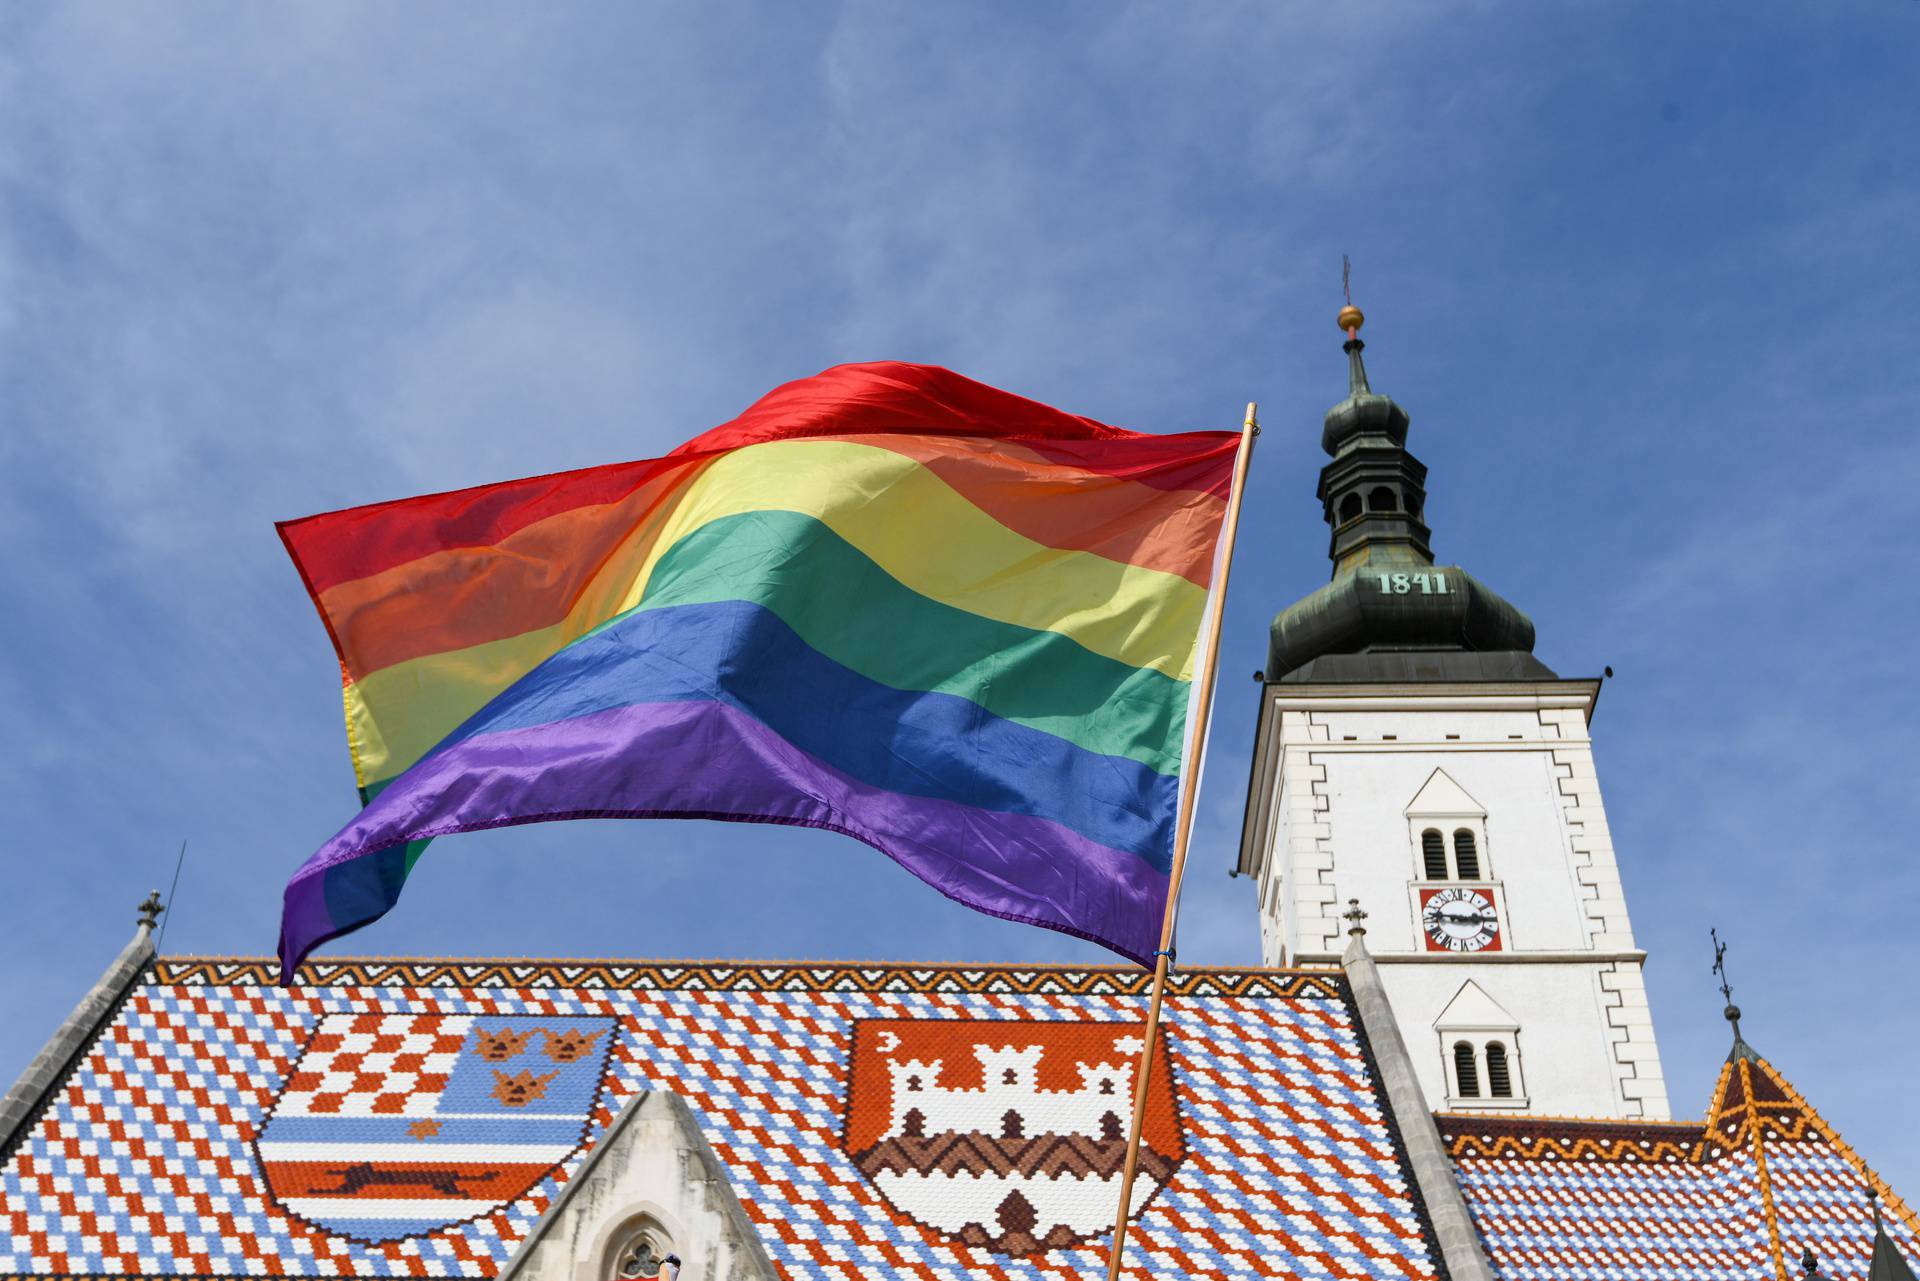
[844, 1021, 1183, 1256]
[883, 1039, 1144, 1142]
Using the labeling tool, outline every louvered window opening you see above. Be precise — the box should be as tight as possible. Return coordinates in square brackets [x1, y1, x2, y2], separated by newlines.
[1421, 829, 1448, 880]
[1453, 829, 1480, 879]
[1453, 1041, 1480, 1098]
[1486, 1041, 1513, 1098]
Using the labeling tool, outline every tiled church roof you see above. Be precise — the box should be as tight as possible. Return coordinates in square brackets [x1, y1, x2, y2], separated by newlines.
[3, 955, 1914, 1280]
[1443, 1051, 1920, 1281]
[0, 958, 1447, 1280]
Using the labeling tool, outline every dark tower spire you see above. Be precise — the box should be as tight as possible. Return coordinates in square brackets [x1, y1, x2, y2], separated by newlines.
[1267, 301, 1553, 683]
[1318, 304, 1430, 571]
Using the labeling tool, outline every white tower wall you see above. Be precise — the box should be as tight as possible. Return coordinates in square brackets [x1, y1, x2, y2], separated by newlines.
[1240, 680, 1669, 1120]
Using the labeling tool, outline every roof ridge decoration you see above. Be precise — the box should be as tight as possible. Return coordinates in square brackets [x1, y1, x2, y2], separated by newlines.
[1438, 1113, 1704, 1165]
[1738, 1057, 1793, 1281]
[150, 956, 1346, 997]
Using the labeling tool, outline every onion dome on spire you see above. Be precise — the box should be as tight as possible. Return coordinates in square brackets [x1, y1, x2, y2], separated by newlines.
[1324, 306, 1411, 455]
[1267, 303, 1551, 683]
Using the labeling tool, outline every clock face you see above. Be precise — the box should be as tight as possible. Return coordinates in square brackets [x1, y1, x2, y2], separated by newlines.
[1419, 886, 1501, 953]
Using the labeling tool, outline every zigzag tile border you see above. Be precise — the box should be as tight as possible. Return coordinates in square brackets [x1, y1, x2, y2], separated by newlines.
[1439, 1113, 1706, 1164]
[154, 957, 1347, 999]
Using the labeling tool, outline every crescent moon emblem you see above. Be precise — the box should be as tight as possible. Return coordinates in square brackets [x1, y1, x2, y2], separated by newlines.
[876, 1031, 901, 1053]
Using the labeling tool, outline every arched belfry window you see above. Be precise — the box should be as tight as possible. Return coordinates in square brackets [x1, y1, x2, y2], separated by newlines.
[1339, 492, 1363, 523]
[1435, 981, 1527, 1109]
[1452, 829, 1480, 879]
[606, 1216, 680, 1280]
[1368, 486, 1398, 512]
[1486, 1042, 1513, 1099]
[1405, 769, 1490, 882]
[1453, 1042, 1480, 1099]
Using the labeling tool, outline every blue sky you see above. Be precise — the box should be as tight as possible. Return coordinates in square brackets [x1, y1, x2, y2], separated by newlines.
[3, 2, 1917, 1195]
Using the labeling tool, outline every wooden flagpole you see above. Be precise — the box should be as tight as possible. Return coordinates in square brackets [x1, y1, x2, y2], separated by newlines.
[1103, 403, 1259, 1281]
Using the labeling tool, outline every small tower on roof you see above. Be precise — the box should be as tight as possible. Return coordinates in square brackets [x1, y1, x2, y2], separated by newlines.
[1238, 292, 1670, 1120]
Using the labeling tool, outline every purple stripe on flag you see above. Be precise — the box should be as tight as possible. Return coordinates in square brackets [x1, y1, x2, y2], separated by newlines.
[280, 699, 1169, 978]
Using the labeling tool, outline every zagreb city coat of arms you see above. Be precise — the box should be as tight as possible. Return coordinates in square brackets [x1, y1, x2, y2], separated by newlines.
[842, 1019, 1184, 1256]
[254, 1012, 615, 1243]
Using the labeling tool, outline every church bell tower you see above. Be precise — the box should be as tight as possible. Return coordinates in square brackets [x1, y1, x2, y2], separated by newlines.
[1236, 304, 1670, 1120]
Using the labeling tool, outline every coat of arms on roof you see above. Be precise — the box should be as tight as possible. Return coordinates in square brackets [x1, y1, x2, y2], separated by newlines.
[252, 1012, 614, 1244]
[840, 1018, 1184, 1256]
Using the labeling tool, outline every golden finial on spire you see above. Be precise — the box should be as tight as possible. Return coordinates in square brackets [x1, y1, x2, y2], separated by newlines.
[1339, 254, 1364, 336]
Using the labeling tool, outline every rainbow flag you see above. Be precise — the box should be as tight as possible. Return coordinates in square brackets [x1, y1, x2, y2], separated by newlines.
[276, 362, 1242, 982]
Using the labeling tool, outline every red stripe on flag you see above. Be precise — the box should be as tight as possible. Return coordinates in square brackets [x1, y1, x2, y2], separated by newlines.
[279, 361, 1236, 594]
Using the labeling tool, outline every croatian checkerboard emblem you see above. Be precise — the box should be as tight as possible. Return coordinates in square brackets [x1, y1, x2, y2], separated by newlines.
[842, 1019, 1184, 1255]
[254, 1012, 614, 1242]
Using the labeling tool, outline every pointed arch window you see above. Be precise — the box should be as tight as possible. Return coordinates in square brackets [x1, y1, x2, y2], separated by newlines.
[1452, 1042, 1480, 1099]
[1421, 829, 1448, 880]
[606, 1217, 680, 1280]
[1486, 1041, 1513, 1098]
[1452, 829, 1480, 879]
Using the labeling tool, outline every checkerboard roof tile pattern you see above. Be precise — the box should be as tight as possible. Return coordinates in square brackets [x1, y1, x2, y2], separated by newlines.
[0, 959, 1445, 1280]
[1444, 1054, 1920, 1281]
